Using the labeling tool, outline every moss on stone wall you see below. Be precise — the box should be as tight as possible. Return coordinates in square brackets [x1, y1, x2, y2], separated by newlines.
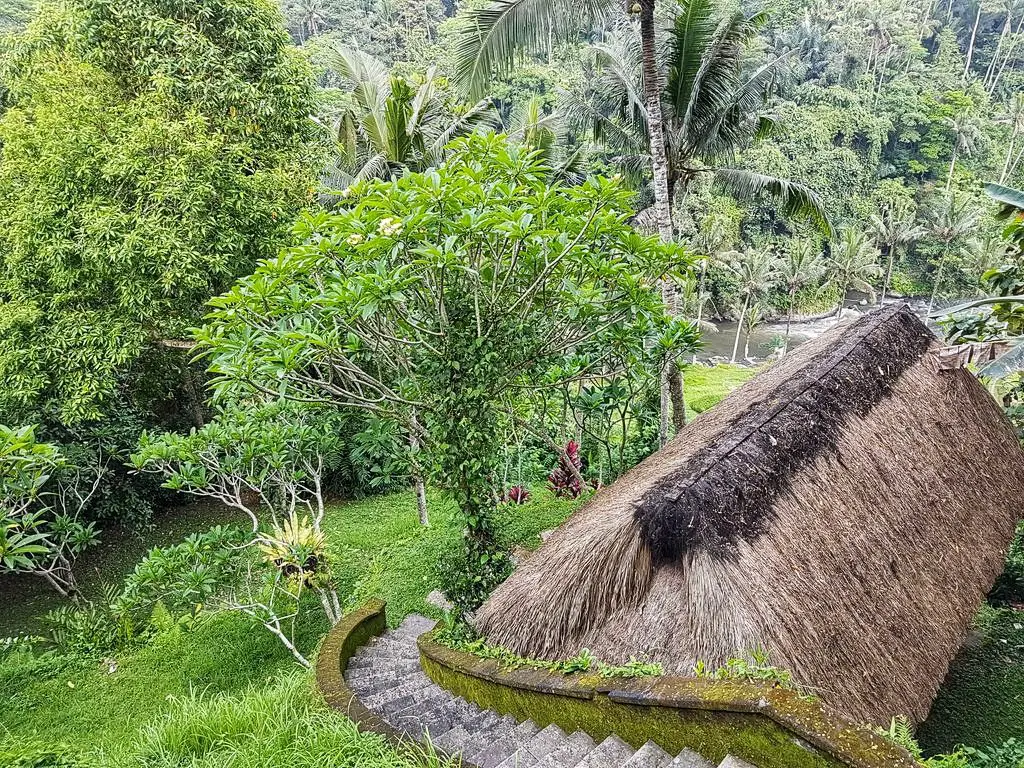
[419, 632, 920, 768]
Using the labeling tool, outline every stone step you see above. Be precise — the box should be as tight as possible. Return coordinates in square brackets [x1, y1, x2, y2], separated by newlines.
[535, 730, 597, 767]
[472, 719, 542, 768]
[360, 677, 435, 709]
[497, 723, 569, 768]
[573, 735, 635, 768]
[432, 724, 473, 755]
[673, 748, 716, 768]
[718, 757, 757, 768]
[622, 741, 676, 768]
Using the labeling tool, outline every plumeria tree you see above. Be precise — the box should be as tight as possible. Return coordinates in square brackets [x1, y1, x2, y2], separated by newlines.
[0, 425, 102, 597]
[133, 401, 346, 628]
[194, 135, 690, 614]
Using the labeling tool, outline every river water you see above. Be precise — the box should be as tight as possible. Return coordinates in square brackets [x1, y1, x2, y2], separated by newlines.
[699, 295, 935, 363]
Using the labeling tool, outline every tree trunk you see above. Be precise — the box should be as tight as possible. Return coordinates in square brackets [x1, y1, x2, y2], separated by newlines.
[731, 294, 750, 363]
[985, 9, 1012, 89]
[639, 0, 679, 447]
[946, 148, 958, 191]
[784, 290, 796, 352]
[882, 245, 897, 301]
[693, 261, 707, 364]
[964, 2, 983, 79]
[415, 478, 429, 526]
[409, 410, 429, 526]
[668, 365, 686, 431]
[1001, 135, 1018, 183]
[990, 14, 1024, 94]
[928, 246, 950, 314]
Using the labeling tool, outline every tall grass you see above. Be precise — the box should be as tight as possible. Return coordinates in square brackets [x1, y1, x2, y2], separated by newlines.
[113, 670, 452, 768]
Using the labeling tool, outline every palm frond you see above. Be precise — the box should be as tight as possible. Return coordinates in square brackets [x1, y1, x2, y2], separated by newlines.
[714, 168, 833, 235]
[666, 0, 717, 129]
[452, 0, 610, 98]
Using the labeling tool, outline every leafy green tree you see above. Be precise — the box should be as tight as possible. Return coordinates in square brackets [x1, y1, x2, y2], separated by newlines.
[0, 0, 319, 426]
[827, 227, 883, 317]
[868, 197, 926, 300]
[194, 135, 686, 614]
[320, 45, 494, 187]
[0, 425, 101, 597]
[926, 191, 984, 310]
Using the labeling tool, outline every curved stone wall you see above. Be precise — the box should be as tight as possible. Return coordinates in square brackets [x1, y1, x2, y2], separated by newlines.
[417, 630, 921, 768]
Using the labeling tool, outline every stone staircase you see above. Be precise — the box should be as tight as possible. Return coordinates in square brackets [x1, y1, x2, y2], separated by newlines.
[345, 614, 758, 768]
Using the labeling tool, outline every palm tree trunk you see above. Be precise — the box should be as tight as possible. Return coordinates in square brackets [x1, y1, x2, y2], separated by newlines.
[946, 149, 958, 191]
[964, 1, 983, 79]
[1001, 136, 1017, 183]
[785, 290, 796, 352]
[928, 246, 950, 314]
[985, 9, 1012, 89]
[731, 294, 750, 363]
[882, 246, 896, 301]
[692, 261, 707, 364]
[639, 0, 678, 447]
[990, 14, 1024, 94]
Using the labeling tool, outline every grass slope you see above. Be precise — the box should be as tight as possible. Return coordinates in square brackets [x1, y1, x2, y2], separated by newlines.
[0, 488, 580, 756]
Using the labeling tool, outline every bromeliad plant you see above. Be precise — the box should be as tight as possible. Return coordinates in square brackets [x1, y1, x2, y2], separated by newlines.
[133, 400, 347, 650]
[195, 134, 692, 615]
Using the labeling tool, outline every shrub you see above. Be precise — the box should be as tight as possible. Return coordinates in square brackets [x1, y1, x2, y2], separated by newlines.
[502, 485, 531, 505]
[990, 522, 1024, 604]
[119, 525, 249, 618]
[435, 540, 512, 619]
[548, 441, 585, 499]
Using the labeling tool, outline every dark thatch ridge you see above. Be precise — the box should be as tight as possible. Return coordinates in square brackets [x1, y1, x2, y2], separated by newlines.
[635, 305, 933, 561]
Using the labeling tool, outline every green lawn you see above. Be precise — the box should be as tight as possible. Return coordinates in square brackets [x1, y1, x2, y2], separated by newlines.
[0, 488, 580, 758]
[685, 364, 758, 420]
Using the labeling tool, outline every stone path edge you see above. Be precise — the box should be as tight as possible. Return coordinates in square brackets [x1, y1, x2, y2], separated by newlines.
[315, 599, 484, 767]
[416, 629, 922, 768]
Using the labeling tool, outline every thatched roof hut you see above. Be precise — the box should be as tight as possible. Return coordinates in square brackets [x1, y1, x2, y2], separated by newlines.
[477, 305, 1024, 725]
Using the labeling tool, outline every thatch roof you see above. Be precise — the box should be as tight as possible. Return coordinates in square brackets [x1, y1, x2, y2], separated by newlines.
[477, 305, 1024, 725]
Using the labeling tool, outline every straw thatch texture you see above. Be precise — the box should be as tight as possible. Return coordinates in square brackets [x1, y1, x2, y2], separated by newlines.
[476, 305, 1024, 725]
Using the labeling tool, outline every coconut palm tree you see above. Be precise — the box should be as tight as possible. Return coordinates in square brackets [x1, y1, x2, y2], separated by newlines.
[779, 241, 827, 349]
[452, 0, 683, 444]
[945, 111, 985, 191]
[999, 92, 1024, 183]
[867, 199, 926, 301]
[927, 193, 984, 312]
[725, 247, 783, 362]
[561, 6, 831, 233]
[503, 97, 587, 183]
[827, 227, 883, 318]
[321, 47, 496, 188]
[741, 302, 765, 360]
